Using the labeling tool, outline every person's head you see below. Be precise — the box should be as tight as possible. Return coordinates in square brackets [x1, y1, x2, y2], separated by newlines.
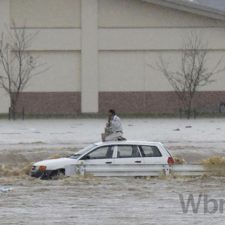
[108, 109, 116, 118]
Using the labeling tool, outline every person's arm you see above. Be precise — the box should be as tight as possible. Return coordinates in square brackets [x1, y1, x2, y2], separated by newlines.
[106, 115, 112, 127]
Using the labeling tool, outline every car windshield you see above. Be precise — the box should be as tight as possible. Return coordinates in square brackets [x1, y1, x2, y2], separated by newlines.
[69, 144, 96, 159]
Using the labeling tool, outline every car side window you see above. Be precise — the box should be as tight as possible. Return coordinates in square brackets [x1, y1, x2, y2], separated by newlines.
[83, 146, 113, 160]
[140, 145, 162, 157]
[117, 145, 141, 158]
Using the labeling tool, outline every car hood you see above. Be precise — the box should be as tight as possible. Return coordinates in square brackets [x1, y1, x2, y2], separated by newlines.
[34, 157, 78, 170]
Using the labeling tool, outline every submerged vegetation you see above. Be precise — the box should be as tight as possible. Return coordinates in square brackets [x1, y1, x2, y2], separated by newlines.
[0, 163, 32, 177]
[173, 157, 186, 165]
[202, 156, 225, 176]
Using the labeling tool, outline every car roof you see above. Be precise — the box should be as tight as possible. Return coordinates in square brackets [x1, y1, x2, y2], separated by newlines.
[94, 140, 163, 146]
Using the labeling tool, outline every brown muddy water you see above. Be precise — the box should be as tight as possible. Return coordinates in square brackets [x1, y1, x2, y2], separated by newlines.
[1, 119, 225, 224]
[1, 149, 225, 225]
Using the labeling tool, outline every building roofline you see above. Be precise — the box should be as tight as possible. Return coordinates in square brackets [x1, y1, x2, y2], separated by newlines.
[142, 0, 225, 21]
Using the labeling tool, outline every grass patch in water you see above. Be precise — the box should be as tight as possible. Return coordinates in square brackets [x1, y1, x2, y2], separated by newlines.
[173, 157, 186, 165]
[202, 156, 225, 176]
[0, 162, 33, 177]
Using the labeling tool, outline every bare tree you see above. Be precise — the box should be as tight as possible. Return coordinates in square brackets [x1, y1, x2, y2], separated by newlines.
[0, 22, 44, 119]
[155, 33, 224, 118]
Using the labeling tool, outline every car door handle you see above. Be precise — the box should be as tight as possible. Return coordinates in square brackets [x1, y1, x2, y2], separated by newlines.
[135, 161, 142, 163]
[105, 161, 112, 164]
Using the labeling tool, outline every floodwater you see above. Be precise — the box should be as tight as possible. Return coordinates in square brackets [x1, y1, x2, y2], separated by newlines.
[1, 175, 225, 224]
[1, 118, 225, 224]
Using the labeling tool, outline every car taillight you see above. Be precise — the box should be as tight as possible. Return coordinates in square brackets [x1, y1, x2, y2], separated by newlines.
[167, 157, 174, 165]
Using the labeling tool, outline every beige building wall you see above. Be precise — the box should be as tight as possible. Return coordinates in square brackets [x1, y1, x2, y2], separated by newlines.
[81, 0, 99, 113]
[98, 0, 225, 93]
[0, 0, 82, 114]
[98, 0, 225, 27]
[0, 0, 225, 114]
[10, 0, 81, 28]
[0, 0, 10, 113]
[99, 28, 225, 50]
[24, 52, 81, 92]
[98, 0, 225, 114]
[99, 51, 225, 92]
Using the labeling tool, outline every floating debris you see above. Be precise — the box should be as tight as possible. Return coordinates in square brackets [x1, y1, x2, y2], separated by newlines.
[0, 186, 13, 193]
[173, 128, 180, 131]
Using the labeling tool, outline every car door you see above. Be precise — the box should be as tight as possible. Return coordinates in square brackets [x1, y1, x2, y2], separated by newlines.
[80, 145, 115, 165]
[114, 145, 143, 164]
[139, 145, 165, 164]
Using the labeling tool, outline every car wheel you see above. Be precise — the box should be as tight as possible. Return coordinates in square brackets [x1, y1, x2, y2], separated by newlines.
[40, 171, 51, 180]
[50, 169, 65, 180]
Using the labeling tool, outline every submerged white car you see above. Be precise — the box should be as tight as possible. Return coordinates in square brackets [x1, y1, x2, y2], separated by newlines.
[31, 141, 174, 179]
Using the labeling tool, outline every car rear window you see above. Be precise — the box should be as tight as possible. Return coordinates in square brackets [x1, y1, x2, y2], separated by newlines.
[139, 145, 162, 157]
